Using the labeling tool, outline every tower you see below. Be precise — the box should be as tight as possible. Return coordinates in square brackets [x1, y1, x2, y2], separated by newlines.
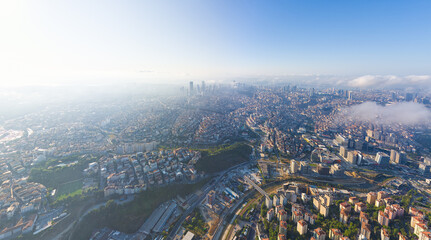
[189, 81, 194, 96]
[348, 91, 353, 100]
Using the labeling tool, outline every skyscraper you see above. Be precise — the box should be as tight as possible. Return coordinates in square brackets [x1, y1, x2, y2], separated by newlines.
[405, 93, 413, 101]
[201, 81, 205, 94]
[189, 81, 194, 96]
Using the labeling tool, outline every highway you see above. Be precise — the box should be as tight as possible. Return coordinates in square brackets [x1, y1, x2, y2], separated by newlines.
[166, 161, 253, 240]
[213, 190, 255, 240]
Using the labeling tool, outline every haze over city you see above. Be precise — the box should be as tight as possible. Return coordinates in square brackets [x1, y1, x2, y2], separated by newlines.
[1, 1, 431, 240]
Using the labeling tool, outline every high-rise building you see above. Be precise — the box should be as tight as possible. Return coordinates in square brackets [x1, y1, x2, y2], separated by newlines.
[339, 146, 347, 158]
[375, 152, 390, 165]
[348, 91, 353, 100]
[390, 149, 405, 164]
[201, 81, 205, 93]
[396, 151, 406, 164]
[390, 149, 398, 163]
[391, 92, 397, 101]
[189, 81, 194, 96]
[419, 163, 431, 176]
[347, 151, 359, 165]
[405, 92, 413, 101]
[290, 160, 298, 174]
[334, 134, 348, 146]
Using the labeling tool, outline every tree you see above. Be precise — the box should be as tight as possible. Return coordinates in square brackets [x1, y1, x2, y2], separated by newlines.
[264, 219, 269, 231]
[261, 203, 267, 218]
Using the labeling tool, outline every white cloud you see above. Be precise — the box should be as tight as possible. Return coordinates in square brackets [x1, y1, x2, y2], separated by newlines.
[347, 75, 431, 89]
[337, 101, 431, 126]
[405, 75, 431, 83]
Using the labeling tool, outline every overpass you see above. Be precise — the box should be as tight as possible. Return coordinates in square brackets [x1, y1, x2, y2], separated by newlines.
[244, 176, 270, 199]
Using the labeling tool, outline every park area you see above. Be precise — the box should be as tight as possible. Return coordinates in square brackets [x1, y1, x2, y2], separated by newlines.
[55, 179, 83, 201]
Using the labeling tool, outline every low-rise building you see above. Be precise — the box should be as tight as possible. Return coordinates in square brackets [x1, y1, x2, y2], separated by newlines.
[340, 202, 351, 213]
[329, 228, 343, 240]
[354, 202, 367, 213]
[313, 228, 326, 240]
[420, 232, 431, 240]
[279, 221, 288, 235]
[348, 196, 359, 204]
[415, 223, 428, 237]
[381, 228, 390, 240]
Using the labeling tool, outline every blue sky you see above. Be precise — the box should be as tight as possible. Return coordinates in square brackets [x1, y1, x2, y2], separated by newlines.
[0, 0, 430, 86]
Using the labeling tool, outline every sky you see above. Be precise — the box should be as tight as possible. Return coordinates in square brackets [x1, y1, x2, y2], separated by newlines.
[0, 0, 430, 87]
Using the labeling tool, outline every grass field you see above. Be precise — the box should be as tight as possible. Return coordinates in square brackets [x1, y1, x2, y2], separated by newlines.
[55, 179, 83, 201]
[195, 142, 252, 174]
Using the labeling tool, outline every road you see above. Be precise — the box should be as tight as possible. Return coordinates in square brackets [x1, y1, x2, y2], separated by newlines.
[214, 191, 254, 240]
[166, 161, 253, 240]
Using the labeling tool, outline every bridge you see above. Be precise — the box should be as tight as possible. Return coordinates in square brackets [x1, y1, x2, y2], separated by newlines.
[244, 176, 270, 199]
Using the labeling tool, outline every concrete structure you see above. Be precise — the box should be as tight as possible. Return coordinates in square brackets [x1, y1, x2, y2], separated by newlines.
[420, 232, 431, 240]
[292, 210, 303, 223]
[313, 228, 326, 240]
[182, 231, 195, 240]
[297, 220, 307, 235]
[290, 160, 299, 174]
[381, 228, 390, 240]
[329, 228, 342, 240]
[267, 209, 274, 221]
[320, 204, 329, 217]
[375, 152, 390, 165]
[378, 210, 390, 226]
[340, 202, 351, 213]
[377, 191, 388, 200]
[349, 196, 359, 204]
[354, 202, 367, 213]
[340, 209, 349, 224]
[339, 146, 347, 158]
[415, 223, 429, 238]
[367, 192, 377, 205]
[273, 195, 280, 207]
[360, 222, 371, 239]
[279, 221, 288, 235]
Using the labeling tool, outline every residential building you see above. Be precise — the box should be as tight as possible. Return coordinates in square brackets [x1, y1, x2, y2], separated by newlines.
[329, 228, 342, 240]
[378, 211, 390, 226]
[313, 228, 326, 240]
[366, 192, 377, 205]
[297, 219, 307, 236]
[355, 202, 367, 213]
[360, 222, 371, 239]
[415, 223, 428, 237]
[267, 209, 274, 221]
[340, 202, 351, 213]
[381, 228, 390, 240]
[279, 221, 287, 235]
[340, 209, 349, 224]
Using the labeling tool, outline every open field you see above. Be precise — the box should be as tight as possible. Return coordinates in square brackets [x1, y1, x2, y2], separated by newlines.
[56, 179, 83, 201]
